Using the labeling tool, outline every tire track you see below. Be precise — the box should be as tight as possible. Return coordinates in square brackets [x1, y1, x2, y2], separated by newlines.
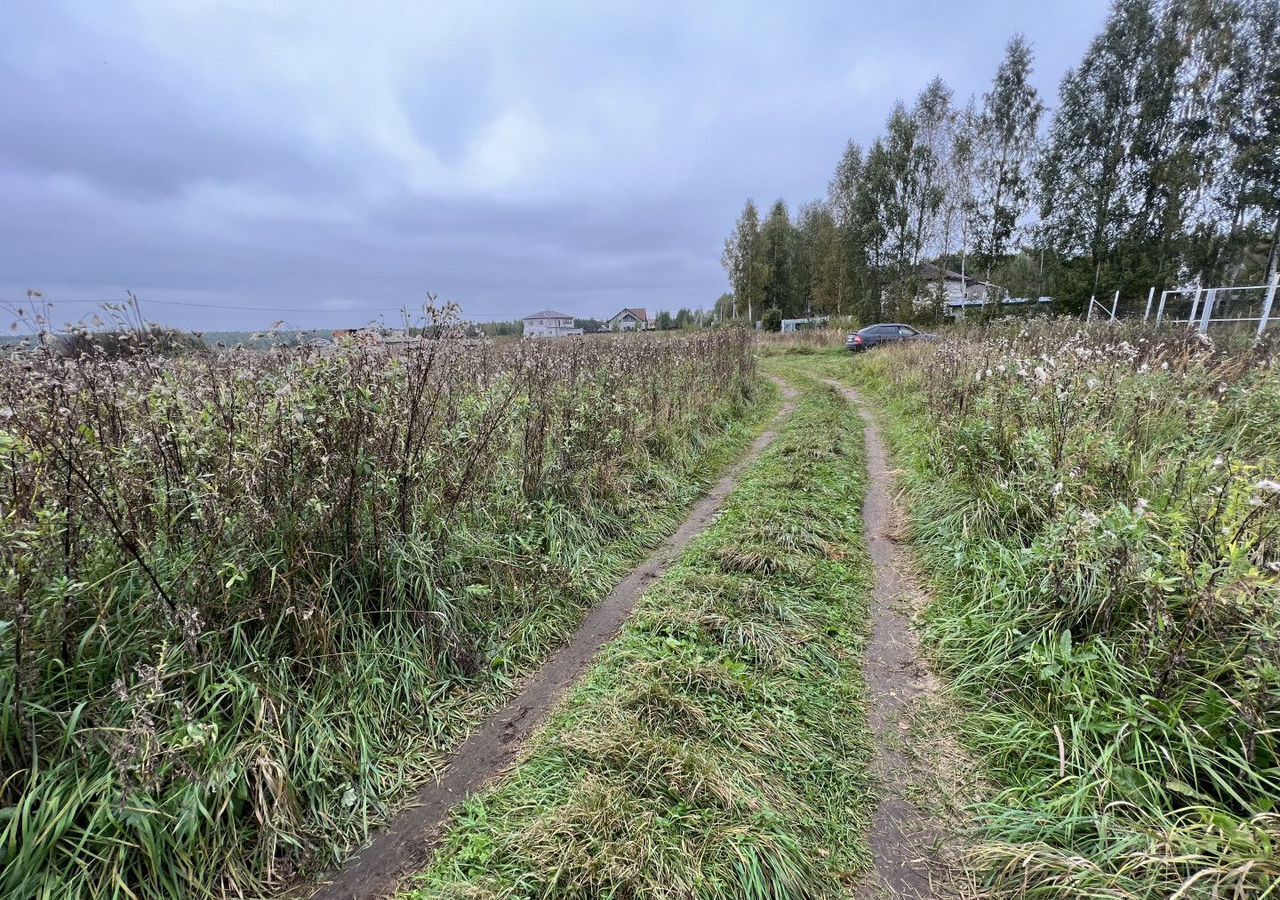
[304, 381, 799, 900]
[826, 378, 948, 899]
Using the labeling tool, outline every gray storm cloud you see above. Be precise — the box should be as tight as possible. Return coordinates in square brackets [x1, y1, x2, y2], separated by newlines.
[1, 1, 1108, 330]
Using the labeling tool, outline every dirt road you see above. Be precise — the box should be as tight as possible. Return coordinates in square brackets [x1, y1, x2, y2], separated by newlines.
[307, 382, 799, 900]
[826, 379, 949, 899]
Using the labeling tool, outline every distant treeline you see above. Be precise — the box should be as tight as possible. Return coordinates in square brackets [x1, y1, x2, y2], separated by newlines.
[469, 319, 525, 337]
[650, 309, 708, 329]
[724, 0, 1280, 322]
[1, 328, 332, 356]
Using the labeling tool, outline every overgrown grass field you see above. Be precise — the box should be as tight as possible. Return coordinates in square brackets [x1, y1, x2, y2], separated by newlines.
[850, 321, 1280, 897]
[0, 329, 763, 898]
[403, 373, 876, 899]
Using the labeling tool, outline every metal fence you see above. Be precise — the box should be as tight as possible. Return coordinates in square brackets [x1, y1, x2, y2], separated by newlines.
[1086, 273, 1279, 337]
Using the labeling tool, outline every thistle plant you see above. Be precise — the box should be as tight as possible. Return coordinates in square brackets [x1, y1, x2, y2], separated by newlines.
[0, 314, 756, 899]
[858, 318, 1280, 897]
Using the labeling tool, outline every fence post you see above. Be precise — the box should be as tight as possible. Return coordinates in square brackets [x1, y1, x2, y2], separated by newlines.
[1110, 290, 1120, 320]
[1087, 295, 1095, 323]
[1143, 286, 1155, 322]
[1155, 290, 1169, 325]
[1198, 288, 1217, 334]
[1260, 272, 1278, 338]
[1188, 287, 1203, 326]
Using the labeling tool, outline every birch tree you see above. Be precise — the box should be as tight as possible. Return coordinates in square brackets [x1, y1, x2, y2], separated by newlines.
[973, 34, 1044, 280]
[721, 199, 765, 319]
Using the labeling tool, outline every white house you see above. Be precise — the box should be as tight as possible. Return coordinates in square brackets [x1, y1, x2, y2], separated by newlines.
[523, 309, 582, 337]
[607, 307, 651, 331]
[916, 262, 998, 305]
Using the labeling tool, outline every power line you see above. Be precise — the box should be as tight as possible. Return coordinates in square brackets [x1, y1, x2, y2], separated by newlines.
[3, 296, 527, 320]
[21, 298, 409, 313]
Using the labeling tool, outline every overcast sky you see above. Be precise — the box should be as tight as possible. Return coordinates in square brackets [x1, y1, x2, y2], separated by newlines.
[2, 1, 1111, 331]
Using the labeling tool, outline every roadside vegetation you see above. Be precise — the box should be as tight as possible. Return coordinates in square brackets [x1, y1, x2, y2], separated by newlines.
[851, 320, 1280, 897]
[0, 326, 761, 898]
[403, 373, 875, 899]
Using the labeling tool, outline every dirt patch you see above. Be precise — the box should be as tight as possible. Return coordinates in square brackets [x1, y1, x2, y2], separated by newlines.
[825, 379, 961, 899]
[304, 382, 799, 900]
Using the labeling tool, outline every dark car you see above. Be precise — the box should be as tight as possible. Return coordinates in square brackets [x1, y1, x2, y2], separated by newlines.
[846, 323, 937, 352]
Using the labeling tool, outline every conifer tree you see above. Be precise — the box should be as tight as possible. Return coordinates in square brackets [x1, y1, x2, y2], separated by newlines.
[828, 141, 870, 315]
[795, 201, 841, 315]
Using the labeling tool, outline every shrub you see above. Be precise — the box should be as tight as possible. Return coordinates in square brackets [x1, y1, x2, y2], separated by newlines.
[0, 328, 757, 898]
[49, 326, 209, 359]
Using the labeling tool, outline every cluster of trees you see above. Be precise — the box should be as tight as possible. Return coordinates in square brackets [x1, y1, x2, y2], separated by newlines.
[723, 0, 1280, 322]
[651, 308, 708, 329]
[573, 312, 711, 332]
[470, 319, 525, 337]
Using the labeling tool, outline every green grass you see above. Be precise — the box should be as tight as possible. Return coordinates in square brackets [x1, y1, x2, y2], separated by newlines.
[1, 346, 773, 900]
[402, 372, 876, 900]
[841, 323, 1280, 898]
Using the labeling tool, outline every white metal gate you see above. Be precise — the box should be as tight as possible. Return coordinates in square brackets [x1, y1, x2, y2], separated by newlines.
[1148, 274, 1279, 336]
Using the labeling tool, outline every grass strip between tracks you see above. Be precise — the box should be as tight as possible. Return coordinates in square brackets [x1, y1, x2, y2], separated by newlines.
[403, 373, 876, 899]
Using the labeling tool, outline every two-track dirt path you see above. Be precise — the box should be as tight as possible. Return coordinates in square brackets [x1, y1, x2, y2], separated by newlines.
[306, 382, 799, 900]
[826, 379, 950, 899]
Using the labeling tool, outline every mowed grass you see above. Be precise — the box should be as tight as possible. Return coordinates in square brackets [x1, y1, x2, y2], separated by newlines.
[403, 374, 876, 900]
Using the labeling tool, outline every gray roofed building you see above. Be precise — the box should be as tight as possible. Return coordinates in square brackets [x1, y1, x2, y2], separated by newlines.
[522, 309, 581, 338]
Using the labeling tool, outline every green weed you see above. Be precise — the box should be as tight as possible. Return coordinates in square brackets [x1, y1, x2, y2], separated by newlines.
[850, 320, 1280, 898]
[0, 330, 765, 898]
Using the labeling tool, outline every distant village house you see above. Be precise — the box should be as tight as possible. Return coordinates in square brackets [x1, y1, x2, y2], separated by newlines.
[917, 262, 999, 308]
[905, 262, 1053, 319]
[523, 310, 582, 337]
[608, 308, 652, 331]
